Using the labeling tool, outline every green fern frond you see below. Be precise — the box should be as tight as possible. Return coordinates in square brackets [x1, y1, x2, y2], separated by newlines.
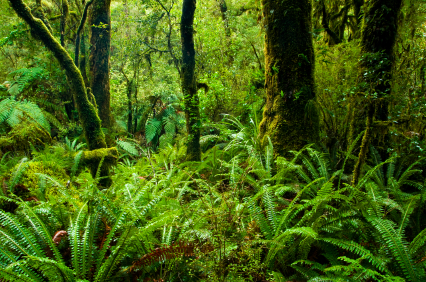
[0, 210, 45, 257]
[367, 216, 419, 281]
[24, 255, 76, 282]
[19, 201, 64, 264]
[7, 67, 46, 95]
[145, 118, 162, 144]
[0, 268, 35, 282]
[117, 140, 139, 156]
[320, 238, 387, 272]
[409, 227, 426, 257]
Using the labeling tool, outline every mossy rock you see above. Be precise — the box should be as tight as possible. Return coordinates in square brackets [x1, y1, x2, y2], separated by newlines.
[0, 122, 51, 153]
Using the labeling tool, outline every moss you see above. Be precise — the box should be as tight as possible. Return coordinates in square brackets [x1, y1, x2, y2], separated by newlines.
[81, 147, 118, 187]
[17, 161, 68, 191]
[0, 122, 51, 153]
[82, 147, 118, 166]
[258, 0, 319, 159]
[2, 161, 67, 206]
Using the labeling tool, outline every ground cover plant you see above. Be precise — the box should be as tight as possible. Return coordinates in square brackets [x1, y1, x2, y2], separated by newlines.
[1, 0, 426, 281]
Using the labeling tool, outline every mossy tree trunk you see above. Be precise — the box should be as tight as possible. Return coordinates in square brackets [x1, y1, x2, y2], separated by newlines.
[351, 0, 402, 184]
[89, 0, 112, 129]
[8, 0, 114, 186]
[181, 0, 201, 161]
[259, 0, 319, 159]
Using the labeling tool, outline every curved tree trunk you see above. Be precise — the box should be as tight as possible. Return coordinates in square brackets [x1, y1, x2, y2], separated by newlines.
[259, 0, 319, 159]
[8, 0, 115, 186]
[89, 0, 112, 129]
[181, 0, 201, 161]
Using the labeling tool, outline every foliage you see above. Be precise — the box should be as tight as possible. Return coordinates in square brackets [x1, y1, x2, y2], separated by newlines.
[1, 0, 426, 281]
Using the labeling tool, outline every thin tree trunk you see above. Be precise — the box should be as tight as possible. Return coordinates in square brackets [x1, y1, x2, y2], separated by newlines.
[259, 0, 319, 158]
[181, 0, 201, 161]
[89, 0, 112, 128]
[352, 103, 374, 186]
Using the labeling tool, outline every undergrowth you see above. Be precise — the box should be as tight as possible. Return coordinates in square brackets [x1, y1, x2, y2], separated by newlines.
[0, 120, 426, 282]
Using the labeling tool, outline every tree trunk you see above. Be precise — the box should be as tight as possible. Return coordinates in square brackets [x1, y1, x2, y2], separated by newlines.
[89, 0, 112, 129]
[351, 0, 402, 184]
[259, 0, 319, 159]
[361, 0, 402, 157]
[8, 0, 115, 187]
[181, 0, 201, 161]
[60, 0, 69, 47]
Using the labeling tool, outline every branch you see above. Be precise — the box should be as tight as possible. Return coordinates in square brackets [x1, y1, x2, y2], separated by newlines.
[142, 42, 169, 53]
[74, 0, 93, 66]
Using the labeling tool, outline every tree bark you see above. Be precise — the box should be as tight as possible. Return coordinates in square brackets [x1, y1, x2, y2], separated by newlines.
[181, 0, 201, 161]
[89, 0, 112, 128]
[259, 0, 319, 159]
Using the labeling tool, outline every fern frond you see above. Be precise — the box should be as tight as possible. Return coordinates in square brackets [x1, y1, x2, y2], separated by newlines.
[19, 201, 64, 264]
[0, 210, 45, 257]
[116, 140, 139, 156]
[0, 268, 35, 282]
[367, 216, 419, 281]
[409, 227, 426, 257]
[320, 237, 387, 272]
[24, 255, 76, 281]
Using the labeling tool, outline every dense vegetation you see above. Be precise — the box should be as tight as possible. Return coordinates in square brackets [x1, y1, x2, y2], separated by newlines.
[1, 0, 426, 281]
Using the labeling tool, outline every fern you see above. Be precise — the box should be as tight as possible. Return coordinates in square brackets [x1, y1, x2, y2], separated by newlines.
[7, 67, 46, 96]
[367, 216, 420, 281]
[116, 139, 139, 156]
[0, 98, 50, 132]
